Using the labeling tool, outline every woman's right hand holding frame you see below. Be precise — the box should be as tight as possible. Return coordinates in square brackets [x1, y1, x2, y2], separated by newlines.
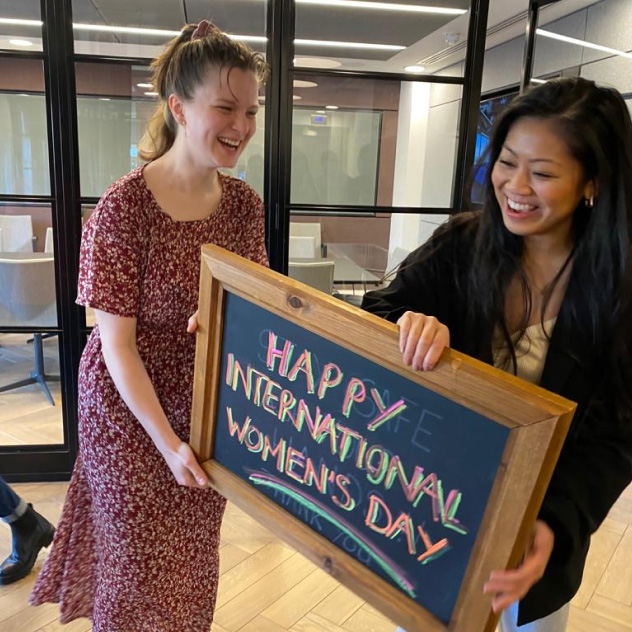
[397, 311, 450, 371]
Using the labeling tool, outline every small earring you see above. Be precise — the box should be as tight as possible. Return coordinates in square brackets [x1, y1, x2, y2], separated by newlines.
[180, 118, 188, 138]
[585, 195, 594, 208]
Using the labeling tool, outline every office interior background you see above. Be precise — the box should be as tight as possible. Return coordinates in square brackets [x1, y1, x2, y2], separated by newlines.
[1, 0, 632, 482]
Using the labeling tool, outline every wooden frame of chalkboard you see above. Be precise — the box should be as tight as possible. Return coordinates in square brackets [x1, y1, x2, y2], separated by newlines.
[190, 245, 576, 632]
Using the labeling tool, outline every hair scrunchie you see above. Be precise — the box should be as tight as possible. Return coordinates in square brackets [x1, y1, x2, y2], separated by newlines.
[192, 19, 218, 40]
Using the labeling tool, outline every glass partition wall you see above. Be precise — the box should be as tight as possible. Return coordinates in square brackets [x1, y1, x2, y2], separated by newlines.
[278, 0, 488, 304]
[0, 3, 73, 479]
[1, 0, 492, 480]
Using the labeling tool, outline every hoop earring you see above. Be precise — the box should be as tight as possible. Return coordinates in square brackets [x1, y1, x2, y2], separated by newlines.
[584, 195, 594, 208]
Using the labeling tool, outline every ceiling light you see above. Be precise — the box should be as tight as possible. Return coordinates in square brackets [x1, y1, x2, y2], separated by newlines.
[296, 38, 404, 51]
[536, 29, 632, 60]
[72, 22, 266, 43]
[325, 105, 339, 110]
[293, 95, 303, 100]
[74, 23, 180, 37]
[316, 110, 326, 114]
[530, 78, 547, 84]
[293, 80, 318, 88]
[258, 95, 266, 101]
[137, 82, 153, 89]
[294, 57, 342, 69]
[9, 39, 33, 47]
[404, 65, 426, 74]
[0, 18, 42, 27]
[99, 97, 111, 101]
[295, 0, 467, 15]
[144, 91, 159, 97]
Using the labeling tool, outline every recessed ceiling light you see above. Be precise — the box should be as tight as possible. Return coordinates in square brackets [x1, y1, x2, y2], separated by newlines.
[9, 39, 33, 47]
[530, 78, 547, 84]
[293, 95, 303, 100]
[296, 0, 466, 14]
[294, 57, 342, 69]
[144, 91, 159, 97]
[99, 97, 111, 101]
[404, 65, 426, 74]
[137, 82, 153, 89]
[293, 80, 318, 88]
[325, 105, 339, 110]
[316, 110, 326, 114]
[296, 38, 404, 51]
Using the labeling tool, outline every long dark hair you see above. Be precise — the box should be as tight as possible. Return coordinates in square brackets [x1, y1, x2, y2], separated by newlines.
[139, 22, 268, 161]
[470, 77, 632, 414]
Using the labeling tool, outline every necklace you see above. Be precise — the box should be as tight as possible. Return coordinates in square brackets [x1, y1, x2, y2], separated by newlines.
[524, 249, 575, 296]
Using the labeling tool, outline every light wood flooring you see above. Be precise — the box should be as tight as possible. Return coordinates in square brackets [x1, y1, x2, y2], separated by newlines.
[0, 482, 632, 632]
[0, 333, 63, 446]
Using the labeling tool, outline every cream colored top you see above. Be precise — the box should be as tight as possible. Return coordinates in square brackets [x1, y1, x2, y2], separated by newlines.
[492, 318, 557, 385]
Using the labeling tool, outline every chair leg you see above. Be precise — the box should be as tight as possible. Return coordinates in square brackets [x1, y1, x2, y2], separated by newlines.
[0, 377, 38, 393]
[0, 334, 59, 405]
[26, 332, 57, 344]
[33, 373, 55, 406]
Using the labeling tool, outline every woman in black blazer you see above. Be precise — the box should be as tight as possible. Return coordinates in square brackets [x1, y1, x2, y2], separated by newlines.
[363, 77, 632, 631]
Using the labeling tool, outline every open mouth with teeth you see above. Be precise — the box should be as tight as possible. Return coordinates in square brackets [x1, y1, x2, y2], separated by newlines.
[506, 196, 538, 214]
[218, 137, 242, 151]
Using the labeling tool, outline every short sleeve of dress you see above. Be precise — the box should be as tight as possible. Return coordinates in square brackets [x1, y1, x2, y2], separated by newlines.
[77, 182, 146, 317]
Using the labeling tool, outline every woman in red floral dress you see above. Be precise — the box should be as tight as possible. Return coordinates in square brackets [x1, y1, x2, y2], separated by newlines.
[31, 21, 268, 631]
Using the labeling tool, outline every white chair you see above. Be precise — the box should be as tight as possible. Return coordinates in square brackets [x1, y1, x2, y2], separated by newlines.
[288, 260, 335, 295]
[290, 222, 322, 255]
[0, 257, 59, 405]
[289, 235, 318, 259]
[0, 215, 34, 252]
[44, 227, 54, 253]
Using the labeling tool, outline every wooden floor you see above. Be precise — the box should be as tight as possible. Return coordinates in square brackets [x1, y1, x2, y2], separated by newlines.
[0, 334, 63, 446]
[0, 481, 632, 632]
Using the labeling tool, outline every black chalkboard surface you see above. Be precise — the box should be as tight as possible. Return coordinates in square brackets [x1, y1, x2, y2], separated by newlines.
[214, 292, 507, 624]
[190, 245, 576, 632]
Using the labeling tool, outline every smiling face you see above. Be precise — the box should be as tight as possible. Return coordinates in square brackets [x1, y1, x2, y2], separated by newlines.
[175, 65, 260, 170]
[491, 116, 595, 248]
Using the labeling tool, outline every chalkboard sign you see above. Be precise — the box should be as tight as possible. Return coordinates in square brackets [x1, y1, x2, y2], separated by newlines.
[190, 246, 576, 632]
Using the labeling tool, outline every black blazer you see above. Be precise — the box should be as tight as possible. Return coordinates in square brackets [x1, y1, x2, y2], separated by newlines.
[362, 212, 632, 625]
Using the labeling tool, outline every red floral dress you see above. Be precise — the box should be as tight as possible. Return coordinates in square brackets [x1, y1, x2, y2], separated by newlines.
[30, 166, 268, 631]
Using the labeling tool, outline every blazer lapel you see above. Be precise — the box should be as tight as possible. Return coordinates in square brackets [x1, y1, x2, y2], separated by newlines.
[539, 275, 587, 395]
[540, 315, 579, 394]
